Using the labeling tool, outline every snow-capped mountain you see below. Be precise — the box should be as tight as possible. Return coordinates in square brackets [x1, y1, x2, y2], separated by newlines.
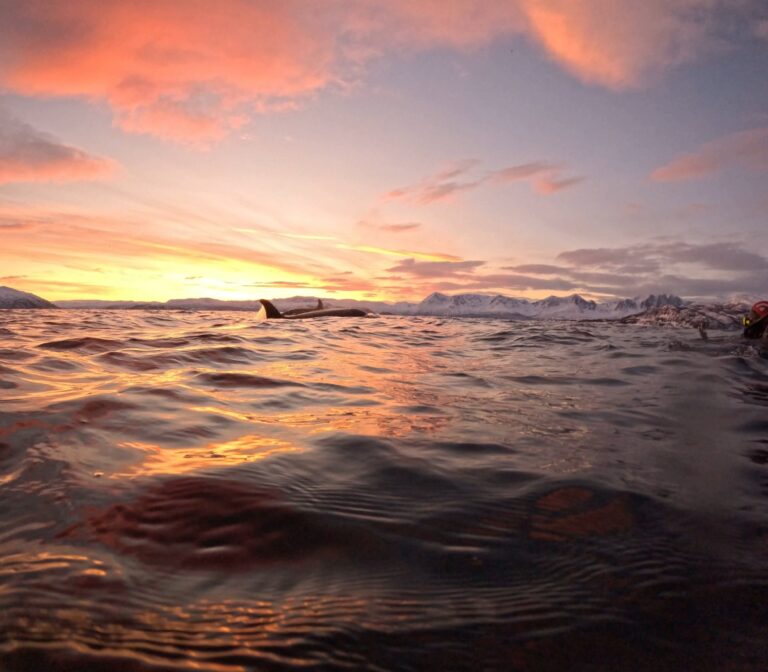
[103, 291, 682, 320]
[639, 294, 684, 310]
[408, 292, 684, 320]
[0, 286, 57, 309]
[413, 292, 531, 317]
[10, 284, 721, 323]
[613, 298, 639, 312]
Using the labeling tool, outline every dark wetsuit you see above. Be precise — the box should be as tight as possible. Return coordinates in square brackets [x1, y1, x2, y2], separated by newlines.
[744, 319, 768, 340]
[743, 302, 768, 340]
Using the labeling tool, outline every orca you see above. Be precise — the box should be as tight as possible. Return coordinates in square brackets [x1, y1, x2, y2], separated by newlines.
[282, 299, 324, 316]
[258, 299, 369, 319]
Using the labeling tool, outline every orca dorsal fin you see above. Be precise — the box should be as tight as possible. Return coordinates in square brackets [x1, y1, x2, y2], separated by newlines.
[259, 299, 284, 318]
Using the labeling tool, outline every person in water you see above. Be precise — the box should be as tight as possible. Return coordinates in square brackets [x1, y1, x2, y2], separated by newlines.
[743, 301, 768, 339]
[259, 298, 368, 319]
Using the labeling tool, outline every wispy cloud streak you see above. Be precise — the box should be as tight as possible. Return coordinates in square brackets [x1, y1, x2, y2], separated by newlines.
[358, 220, 423, 233]
[652, 127, 768, 181]
[385, 160, 582, 204]
[0, 111, 115, 184]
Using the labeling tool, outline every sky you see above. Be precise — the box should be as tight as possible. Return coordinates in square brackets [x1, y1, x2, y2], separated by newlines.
[0, 0, 767, 303]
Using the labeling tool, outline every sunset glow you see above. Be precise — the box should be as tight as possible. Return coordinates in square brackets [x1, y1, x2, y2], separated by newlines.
[1, 0, 766, 302]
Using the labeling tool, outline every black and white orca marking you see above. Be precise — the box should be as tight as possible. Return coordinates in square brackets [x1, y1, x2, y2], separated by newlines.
[258, 299, 369, 319]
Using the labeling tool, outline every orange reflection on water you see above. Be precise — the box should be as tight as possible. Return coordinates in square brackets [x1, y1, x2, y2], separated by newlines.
[271, 332, 457, 439]
[189, 405, 255, 423]
[0, 551, 103, 577]
[112, 433, 301, 477]
[307, 407, 451, 439]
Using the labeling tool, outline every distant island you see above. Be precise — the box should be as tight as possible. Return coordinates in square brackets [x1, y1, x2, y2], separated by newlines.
[0, 284, 752, 329]
[0, 286, 57, 309]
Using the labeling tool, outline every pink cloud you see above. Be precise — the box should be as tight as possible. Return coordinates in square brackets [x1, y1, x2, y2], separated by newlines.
[489, 161, 584, 194]
[0, 1, 336, 144]
[519, 0, 720, 89]
[491, 162, 555, 181]
[384, 160, 481, 204]
[387, 160, 582, 204]
[534, 175, 586, 193]
[355, 1, 727, 90]
[652, 127, 768, 181]
[358, 220, 423, 233]
[0, 0, 751, 143]
[0, 111, 115, 184]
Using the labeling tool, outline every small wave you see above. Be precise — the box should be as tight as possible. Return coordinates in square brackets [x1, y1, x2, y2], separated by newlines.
[123, 385, 205, 402]
[197, 372, 305, 388]
[505, 374, 630, 386]
[443, 371, 492, 387]
[187, 332, 247, 344]
[61, 476, 383, 571]
[474, 329, 518, 342]
[100, 346, 259, 370]
[72, 398, 138, 422]
[98, 351, 159, 371]
[620, 365, 659, 375]
[0, 348, 35, 361]
[126, 336, 191, 348]
[29, 356, 82, 372]
[38, 337, 124, 352]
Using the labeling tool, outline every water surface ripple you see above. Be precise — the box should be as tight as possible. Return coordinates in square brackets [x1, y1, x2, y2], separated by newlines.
[1, 309, 767, 671]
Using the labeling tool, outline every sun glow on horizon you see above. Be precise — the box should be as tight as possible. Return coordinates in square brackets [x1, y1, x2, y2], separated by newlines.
[0, 1, 765, 303]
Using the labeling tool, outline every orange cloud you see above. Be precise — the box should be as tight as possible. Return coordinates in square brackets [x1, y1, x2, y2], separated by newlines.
[0, 111, 115, 184]
[519, 0, 717, 89]
[652, 127, 768, 181]
[0, 1, 747, 143]
[0, 1, 336, 144]
[0, 208, 324, 293]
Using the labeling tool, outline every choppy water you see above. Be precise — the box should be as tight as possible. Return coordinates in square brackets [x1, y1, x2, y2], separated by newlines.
[1, 309, 767, 671]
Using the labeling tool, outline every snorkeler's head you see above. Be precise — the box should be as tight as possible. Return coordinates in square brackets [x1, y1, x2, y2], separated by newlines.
[743, 301, 768, 338]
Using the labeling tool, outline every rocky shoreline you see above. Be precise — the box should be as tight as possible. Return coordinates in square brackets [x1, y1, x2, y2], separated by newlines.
[619, 302, 749, 330]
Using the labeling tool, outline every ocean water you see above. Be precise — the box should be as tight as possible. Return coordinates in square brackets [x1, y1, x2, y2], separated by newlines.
[1, 309, 767, 672]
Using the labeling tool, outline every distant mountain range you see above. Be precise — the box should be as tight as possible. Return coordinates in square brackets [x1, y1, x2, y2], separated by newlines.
[396, 291, 685, 319]
[51, 290, 686, 319]
[0, 284, 752, 328]
[55, 298, 268, 311]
